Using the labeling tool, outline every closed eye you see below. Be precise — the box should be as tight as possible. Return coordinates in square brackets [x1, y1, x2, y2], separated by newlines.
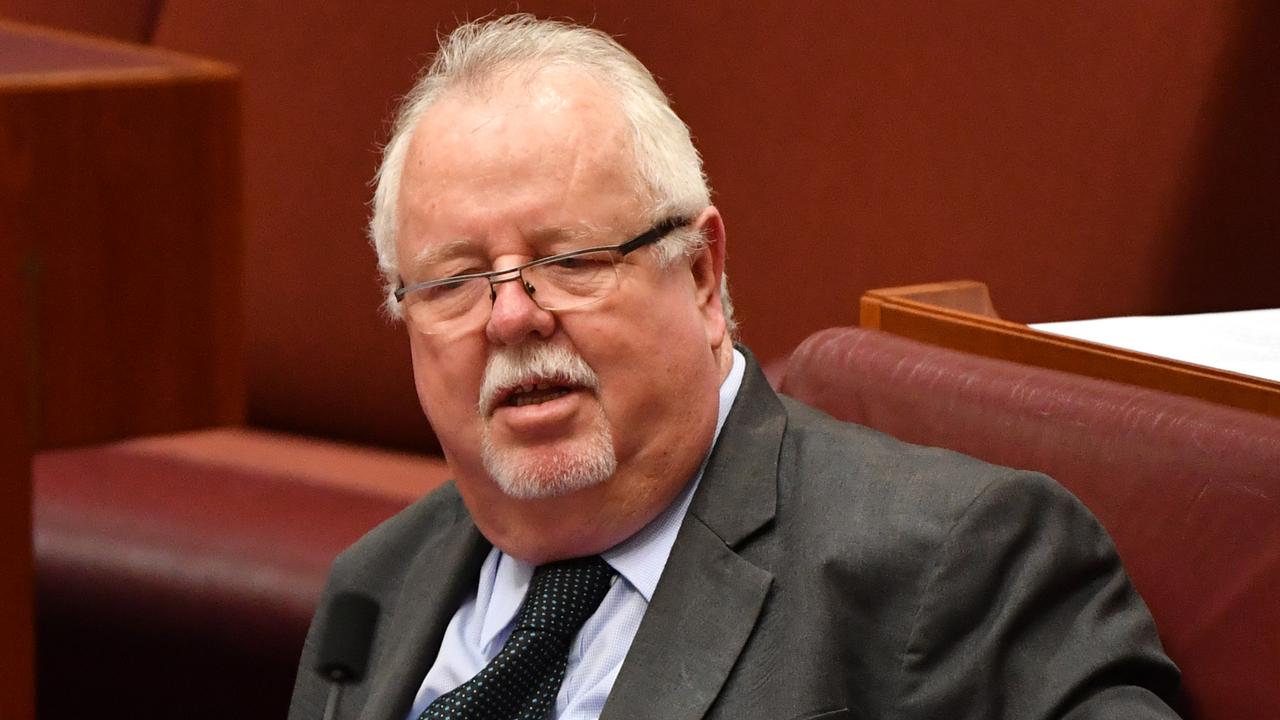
[433, 276, 469, 289]
[547, 253, 612, 270]
[413, 275, 482, 302]
[551, 256, 588, 269]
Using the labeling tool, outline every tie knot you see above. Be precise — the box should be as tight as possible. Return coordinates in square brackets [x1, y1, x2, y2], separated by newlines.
[514, 556, 615, 638]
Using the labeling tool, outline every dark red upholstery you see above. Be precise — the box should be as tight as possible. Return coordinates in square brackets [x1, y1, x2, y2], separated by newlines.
[780, 326, 1280, 720]
[32, 429, 450, 720]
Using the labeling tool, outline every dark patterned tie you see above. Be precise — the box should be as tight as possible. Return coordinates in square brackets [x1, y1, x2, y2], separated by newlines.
[420, 556, 616, 720]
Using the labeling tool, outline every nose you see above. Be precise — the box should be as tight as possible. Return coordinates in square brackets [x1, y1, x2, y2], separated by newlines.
[485, 271, 556, 345]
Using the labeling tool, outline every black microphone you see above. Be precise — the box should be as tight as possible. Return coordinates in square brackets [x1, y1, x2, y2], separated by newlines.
[315, 591, 380, 720]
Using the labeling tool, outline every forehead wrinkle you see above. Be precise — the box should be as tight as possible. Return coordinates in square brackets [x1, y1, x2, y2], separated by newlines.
[464, 111, 503, 136]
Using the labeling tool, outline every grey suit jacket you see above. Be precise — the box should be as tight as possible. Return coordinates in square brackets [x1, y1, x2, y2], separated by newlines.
[288, 353, 1180, 720]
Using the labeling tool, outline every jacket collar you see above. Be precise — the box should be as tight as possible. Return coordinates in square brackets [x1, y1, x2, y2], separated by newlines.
[689, 345, 783, 547]
[600, 347, 784, 720]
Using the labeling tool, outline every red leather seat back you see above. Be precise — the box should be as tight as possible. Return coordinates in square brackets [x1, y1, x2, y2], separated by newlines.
[780, 327, 1280, 720]
[33, 430, 451, 720]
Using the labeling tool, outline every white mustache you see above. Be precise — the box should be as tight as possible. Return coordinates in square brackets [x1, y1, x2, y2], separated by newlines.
[478, 344, 600, 416]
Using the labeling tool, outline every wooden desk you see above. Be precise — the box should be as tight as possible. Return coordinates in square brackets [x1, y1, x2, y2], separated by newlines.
[1, 19, 244, 449]
[860, 281, 1280, 419]
[1, 21, 243, 719]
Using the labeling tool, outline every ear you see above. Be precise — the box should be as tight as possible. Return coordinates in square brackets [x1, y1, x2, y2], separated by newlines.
[687, 206, 729, 355]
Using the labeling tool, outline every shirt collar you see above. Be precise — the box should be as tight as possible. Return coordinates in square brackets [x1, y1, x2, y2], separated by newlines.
[602, 348, 746, 601]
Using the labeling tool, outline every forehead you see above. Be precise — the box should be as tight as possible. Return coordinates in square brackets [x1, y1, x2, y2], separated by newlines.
[396, 68, 642, 247]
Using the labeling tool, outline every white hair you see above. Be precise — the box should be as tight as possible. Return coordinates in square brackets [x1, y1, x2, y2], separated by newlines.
[368, 14, 737, 334]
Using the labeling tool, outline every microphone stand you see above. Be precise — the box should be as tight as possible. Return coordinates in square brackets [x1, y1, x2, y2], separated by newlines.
[322, 676, 344, 720]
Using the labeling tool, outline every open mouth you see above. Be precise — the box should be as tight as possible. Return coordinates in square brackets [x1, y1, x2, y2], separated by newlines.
[505, 382, 574, 407]
[488, 377, 581, 413]
[479, 344, 600, 418]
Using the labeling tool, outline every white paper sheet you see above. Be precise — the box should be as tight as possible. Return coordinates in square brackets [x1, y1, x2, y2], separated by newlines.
[1031, 308, 1280, 383]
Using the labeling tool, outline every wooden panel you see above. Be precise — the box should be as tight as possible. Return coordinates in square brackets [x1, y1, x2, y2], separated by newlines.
[858, 280, 1000, 320]
[861, 281, 1280, 419]
[0, 28, 242, 715]
[0, 0, 157, 44]
[0, 178, 35, 720]
[0, 20, 244, 450]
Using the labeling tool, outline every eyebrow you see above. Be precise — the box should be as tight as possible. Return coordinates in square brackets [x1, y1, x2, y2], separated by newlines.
[404, 222, 613, 275]
[408, 239, 477, 273]
[528, 223, 603, 248]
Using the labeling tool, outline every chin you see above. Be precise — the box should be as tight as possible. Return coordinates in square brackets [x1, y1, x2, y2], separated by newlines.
[480, 424, 617, 500]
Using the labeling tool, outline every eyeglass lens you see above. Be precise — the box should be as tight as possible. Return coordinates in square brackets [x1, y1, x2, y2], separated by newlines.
[403, 249, 622, 334]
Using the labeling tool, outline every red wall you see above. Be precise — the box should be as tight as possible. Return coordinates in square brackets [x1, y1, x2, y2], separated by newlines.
[4, 1, 1277, 451]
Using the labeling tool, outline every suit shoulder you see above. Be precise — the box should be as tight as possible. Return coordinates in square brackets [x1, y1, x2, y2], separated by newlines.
[327, 480, 470, 592]
[778, 395, 1029, 490]
[774, 395, 1085, 544]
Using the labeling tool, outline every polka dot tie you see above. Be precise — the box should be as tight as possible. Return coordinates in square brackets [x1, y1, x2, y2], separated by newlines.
[419, 556, 616, 720]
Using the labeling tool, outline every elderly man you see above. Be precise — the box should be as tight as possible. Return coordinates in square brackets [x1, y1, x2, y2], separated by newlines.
[289, 15, 1180, 720]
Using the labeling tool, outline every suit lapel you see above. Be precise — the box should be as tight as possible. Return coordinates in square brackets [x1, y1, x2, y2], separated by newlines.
[362, 497, 490, 720]
[601, 351, 786, 720]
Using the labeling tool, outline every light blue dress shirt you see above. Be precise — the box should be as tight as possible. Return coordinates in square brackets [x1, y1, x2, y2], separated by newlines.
[406, 349, 747, 720]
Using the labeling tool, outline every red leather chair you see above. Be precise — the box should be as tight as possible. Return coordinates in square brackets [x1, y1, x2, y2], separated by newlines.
[32, 430, 450, 720]
[779, 326, 1280, 720]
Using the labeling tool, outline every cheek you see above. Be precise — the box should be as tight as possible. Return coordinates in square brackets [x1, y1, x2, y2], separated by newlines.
[590, 291, 712, 423]
[409, 334, 484, 437]
[638, 283, 709, 355]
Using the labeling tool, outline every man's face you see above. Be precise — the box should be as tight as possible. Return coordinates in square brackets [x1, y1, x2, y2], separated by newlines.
[394, 69, 730, 563]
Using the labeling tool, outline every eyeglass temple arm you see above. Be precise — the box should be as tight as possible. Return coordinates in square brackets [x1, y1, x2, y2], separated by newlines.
[617, 216, 690, 255]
